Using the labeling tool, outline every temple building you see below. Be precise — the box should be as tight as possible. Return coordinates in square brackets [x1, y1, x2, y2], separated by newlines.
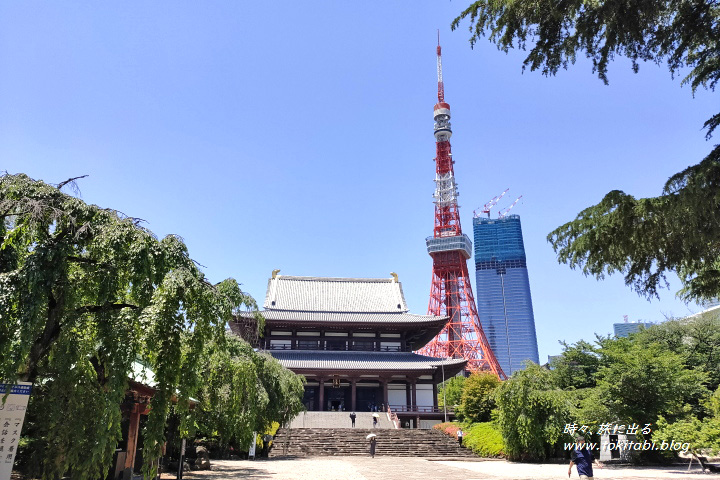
[231, 272, 466, 428]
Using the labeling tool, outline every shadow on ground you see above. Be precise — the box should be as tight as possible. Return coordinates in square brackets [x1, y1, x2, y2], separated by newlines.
[163, 463, 274, 479]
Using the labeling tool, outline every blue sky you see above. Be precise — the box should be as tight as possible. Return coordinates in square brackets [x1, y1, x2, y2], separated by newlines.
[2, 2, 715, 360]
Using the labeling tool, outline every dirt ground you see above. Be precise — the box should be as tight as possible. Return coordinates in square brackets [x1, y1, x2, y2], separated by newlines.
[163, 457, 714, 480]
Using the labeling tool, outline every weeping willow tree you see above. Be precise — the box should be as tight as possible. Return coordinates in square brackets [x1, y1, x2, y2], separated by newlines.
[192, 332, 305, 450]
[453, 0, 720, 302]
[0, 173, 301, 479]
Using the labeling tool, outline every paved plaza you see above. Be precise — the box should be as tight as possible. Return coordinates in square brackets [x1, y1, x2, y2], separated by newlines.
[166, 457, 711, 480]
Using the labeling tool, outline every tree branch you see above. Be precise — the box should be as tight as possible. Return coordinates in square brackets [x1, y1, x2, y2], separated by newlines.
[21, 290, 65, 383]
[56, 175, 88, 192]
[75, 302, 140, 314]
[67, 256, 114, 269]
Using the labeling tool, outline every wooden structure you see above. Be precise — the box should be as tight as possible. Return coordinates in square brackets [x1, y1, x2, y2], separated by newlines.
[112, 379, 153, 480]
[232, 273, 466, 428]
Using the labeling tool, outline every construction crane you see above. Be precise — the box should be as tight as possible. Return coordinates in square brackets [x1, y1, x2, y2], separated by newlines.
[498, 195, 523, 218]
[474, 188, 509, 218]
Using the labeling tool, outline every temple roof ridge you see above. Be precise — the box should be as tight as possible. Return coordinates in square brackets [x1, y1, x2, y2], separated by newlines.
[263, 273, 412, 314]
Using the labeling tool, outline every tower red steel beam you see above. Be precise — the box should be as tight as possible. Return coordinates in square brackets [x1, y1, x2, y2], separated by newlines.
[417, 38, 506, 380]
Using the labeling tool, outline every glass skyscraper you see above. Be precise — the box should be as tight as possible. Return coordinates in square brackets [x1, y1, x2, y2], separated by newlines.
[473, 214, 539, 375]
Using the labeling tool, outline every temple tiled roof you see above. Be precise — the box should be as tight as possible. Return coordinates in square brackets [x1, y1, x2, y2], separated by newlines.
[254, 310, 446, 324]
[263, 275, 410, 313]
[269, 350, 467, 372]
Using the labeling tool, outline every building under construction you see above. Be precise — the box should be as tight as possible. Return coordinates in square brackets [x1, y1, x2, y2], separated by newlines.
[474, 214, 539, 375]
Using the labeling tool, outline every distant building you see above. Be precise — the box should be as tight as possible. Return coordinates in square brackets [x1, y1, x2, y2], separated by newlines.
[547, 355, 562, 365]
[613, 322, 654, 338]
[473, 214, 539, 375]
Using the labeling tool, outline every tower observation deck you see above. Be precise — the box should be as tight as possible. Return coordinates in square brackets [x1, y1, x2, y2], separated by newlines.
[416, 39, 506, 379]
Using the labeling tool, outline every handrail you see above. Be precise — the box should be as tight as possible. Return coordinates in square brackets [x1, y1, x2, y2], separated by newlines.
[386, 404, 400, 429]
[265, 344, 405, 352]
[387, 404, 454, 414]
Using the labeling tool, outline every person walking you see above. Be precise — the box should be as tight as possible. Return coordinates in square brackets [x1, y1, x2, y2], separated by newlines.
[369, 436, 377, 458]
[568, 436, 603, 478]
[457, 428, 464, 446]
[350, 411, 356, 428]
[373, 416, 378, 428]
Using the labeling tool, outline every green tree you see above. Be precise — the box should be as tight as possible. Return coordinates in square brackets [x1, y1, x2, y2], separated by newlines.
[438, 375, 466, 408]
[551, 340, 600, 390]
[192, 333, 305, 449]
[592, 336, 708, 426]
[654, 387, 720, 469]
[494, 363, 570, 460]
[452, 1, 720, 303]
[0, 174, 296, 479]
[457, 371, 500, 423]
[634, 311, 720, 392]
[548, 157, 720, 303]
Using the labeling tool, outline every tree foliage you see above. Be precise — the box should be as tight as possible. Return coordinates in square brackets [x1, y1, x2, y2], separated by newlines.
[453, 1, 720, 303]
[457, 371, 500, 423]
[484, 316, 717, 461]
[494, 363, 570, 460]
[550, 340, 600, 390]
[452, 0, 719, 132]
[437, 375, 466, 408]
[0, 174, 301, 479]
[634, 310, 720, 391]
[591, 336, 708, 426]
[192, 332, 305, 449]
[548, 153, 720, 302]
[655, 386, 720, 464]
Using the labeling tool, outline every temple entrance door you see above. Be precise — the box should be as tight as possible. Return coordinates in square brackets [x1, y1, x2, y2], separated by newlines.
[302, 386, 317, 411]
[356, 386, 381, 412]
[326, 386, 350, 411]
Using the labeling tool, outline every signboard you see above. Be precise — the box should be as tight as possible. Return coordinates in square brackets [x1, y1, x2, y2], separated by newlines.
[248, 432, 257, 459]
[0, 382, 32, 480]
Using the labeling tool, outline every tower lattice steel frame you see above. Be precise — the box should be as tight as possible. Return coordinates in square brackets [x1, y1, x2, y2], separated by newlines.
[416, 39, 506, 380]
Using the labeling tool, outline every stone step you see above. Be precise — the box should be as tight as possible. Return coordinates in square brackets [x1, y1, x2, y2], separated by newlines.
[270, 427, 476, 458]
[286, 411, 395, 429]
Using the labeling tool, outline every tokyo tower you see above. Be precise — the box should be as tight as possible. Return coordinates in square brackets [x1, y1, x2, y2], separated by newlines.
[416, 38, 506, 379]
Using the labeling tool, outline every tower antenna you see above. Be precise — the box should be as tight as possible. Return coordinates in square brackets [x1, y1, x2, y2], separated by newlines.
[437, 30, 444, 103]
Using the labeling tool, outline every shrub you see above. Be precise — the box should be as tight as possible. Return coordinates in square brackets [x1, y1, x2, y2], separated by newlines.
[433, 421, 505, 458]
[464, 422, 505, 457]
[433, 422, 460, 438]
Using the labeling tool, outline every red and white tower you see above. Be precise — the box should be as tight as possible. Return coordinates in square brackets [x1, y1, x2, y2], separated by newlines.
[417, 39, 506, 379]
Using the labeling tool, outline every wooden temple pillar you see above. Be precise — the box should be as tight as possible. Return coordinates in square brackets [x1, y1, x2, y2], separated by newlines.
[318, 377, 325, 411]
[350, 378, 357, 411]
[432, 382, 438, 409]
[410, 378, 417, 410]
[381, 378, 389, 408]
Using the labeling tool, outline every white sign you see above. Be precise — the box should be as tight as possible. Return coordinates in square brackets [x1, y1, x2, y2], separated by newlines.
[0, 382, 32, 480]
[248, 432, 257, 459]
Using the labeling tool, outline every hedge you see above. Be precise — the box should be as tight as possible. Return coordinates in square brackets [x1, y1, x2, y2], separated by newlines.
[433, 421, 505, 458]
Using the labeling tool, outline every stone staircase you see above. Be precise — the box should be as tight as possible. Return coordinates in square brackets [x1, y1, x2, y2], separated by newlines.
[270, 428, 476, 458]
[286, 411, 394, 429]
